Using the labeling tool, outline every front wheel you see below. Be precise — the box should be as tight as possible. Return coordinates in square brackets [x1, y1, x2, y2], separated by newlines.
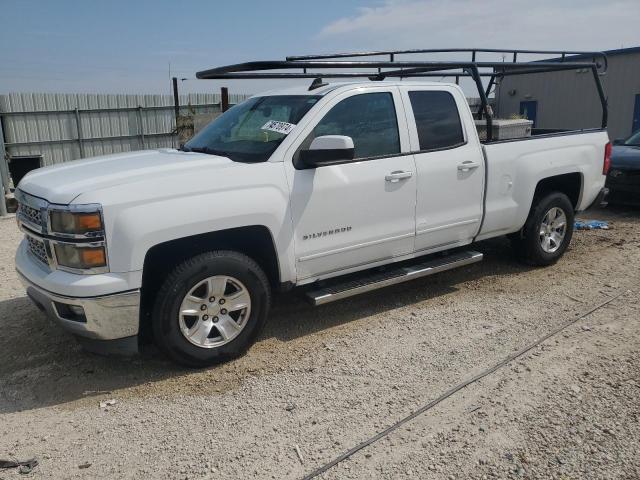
[152, 251, 271, 367]
[511, 192, 575, 266]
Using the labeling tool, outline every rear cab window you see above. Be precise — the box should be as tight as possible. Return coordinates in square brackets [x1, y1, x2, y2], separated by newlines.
[408, 91, 465, 151]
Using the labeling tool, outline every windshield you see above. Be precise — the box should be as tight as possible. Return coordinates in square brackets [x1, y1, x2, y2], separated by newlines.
[183, 95, 321, 162]
[624, 130, 640, 146]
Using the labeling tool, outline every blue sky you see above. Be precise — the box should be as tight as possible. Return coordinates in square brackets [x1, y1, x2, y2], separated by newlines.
[1, 0, 638, 95]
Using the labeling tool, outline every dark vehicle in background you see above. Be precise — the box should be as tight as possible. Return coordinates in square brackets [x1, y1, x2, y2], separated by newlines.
[607, 131, 640, 205]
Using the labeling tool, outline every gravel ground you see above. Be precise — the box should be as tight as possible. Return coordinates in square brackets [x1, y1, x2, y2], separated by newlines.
[0, 206, 639, 479]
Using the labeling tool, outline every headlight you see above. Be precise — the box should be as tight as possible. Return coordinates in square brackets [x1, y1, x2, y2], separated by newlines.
[49, 210, 103, 235]
[54, 243, 107, 270]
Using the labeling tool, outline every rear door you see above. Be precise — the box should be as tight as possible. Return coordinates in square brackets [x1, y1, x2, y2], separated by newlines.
[285, 87, 417, 281]
[399, 86, 485, 254]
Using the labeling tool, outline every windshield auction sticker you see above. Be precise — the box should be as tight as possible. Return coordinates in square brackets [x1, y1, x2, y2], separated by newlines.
[261, 121, 296, 135]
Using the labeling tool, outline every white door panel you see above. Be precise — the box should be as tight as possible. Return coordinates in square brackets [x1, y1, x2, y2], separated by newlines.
[399, 86, 485, 252]
[285, 87, 417, 281]
[413, 146, 484, 250]
[290, 158, 416, 279]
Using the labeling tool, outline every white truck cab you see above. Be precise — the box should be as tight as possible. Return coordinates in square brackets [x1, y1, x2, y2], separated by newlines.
[15, 49, 611, 366]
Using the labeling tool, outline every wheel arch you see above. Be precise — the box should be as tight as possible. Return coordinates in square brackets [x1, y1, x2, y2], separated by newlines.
[532, 172, 583, 210]
[138, 225, 280, 344]
[509, 172, 583, 240]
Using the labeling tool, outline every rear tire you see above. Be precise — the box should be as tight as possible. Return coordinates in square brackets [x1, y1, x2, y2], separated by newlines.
[511, 192, 574, 266]
[152, 250, 271, 367]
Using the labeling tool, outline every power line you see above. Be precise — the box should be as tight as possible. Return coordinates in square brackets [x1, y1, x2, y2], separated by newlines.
[302, 290, 626, 479]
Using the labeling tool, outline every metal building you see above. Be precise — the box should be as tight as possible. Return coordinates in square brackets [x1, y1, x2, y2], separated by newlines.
[495, 46, 640, 140]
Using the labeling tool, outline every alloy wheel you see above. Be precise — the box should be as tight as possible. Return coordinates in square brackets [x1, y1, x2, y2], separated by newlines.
[178, 275, 252, 348]
[539, 207, 567, 253]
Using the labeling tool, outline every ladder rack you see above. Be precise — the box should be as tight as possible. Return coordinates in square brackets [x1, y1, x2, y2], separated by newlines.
[196, 48, 609, 138]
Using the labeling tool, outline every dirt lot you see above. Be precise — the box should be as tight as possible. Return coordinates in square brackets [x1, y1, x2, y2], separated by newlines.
[1, 207, 639, 480]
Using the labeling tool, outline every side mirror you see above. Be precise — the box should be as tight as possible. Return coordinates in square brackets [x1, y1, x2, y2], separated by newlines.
[612, 138, 625, 145]
[298, 135, 355, 169]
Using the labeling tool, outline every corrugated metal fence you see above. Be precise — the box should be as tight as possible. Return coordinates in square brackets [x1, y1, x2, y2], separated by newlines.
[0, 92, 252, 165]
[0, 91, 484, 215]
[0, 91, 250, 214]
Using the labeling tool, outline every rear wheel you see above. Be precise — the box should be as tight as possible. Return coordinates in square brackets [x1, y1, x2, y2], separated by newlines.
[511, 192, 574, 266]
[152, 251, 271, 367]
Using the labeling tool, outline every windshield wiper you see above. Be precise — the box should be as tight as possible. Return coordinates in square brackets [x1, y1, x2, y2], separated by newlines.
[181, 146, 229, 156]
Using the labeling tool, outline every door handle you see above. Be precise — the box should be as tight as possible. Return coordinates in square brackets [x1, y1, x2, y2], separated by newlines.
[457, 161, 480, 172]
[385, 170, 413, 182]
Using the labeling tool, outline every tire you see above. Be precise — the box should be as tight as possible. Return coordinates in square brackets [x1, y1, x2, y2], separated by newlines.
[152, 250, 271, 367]
[511, 192, 575, 266]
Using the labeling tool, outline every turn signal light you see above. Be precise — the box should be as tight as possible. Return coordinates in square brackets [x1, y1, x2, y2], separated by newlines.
[77, 213, 102, 231]
[80, 247, 106, 267]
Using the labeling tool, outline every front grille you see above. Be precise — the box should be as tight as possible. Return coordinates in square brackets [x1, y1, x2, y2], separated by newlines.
[27, 236, 49, 266]
[19, 202, 43, 228]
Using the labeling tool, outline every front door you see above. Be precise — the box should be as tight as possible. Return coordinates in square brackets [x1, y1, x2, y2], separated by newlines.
[285, 88, 417, 281]
[399, 86, 485, 253]
[632, 94, 640, 134]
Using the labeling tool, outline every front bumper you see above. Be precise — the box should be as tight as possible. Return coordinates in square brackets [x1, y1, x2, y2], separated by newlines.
[18, 271, 140, 352]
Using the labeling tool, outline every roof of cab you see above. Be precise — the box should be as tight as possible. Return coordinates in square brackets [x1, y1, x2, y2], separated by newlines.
[254, 80, 456, 97]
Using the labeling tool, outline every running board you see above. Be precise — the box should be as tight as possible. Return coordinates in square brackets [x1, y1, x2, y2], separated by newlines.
[306, 251, 483, 306]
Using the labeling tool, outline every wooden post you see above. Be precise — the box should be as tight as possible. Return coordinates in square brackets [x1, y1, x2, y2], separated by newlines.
[221, 87, 229, 113]
[0, 116, 10, 215]
[74, 108, 85, 158]
[0, 182, 7, 216]
[137, 106, 145, 149]
[172, 77, 180, 123]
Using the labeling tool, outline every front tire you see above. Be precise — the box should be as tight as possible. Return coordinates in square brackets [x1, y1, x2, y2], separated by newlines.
[511, 192, 574, 266]
[152, 251, 271, 367]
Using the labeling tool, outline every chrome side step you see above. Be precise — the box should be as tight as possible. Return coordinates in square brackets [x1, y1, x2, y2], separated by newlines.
[306, 250, 483, 306]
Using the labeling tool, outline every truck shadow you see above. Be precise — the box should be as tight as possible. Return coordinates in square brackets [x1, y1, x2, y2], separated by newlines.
[266, 237, 527, 342]
[0, 236, 532, 414]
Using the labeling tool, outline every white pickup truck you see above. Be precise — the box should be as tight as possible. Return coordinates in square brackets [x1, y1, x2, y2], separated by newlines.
[14, 50, 610, 366]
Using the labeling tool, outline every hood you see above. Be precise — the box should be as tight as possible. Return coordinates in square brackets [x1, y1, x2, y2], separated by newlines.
[611, 145, 640, 170]
[18, 149, 235, 204]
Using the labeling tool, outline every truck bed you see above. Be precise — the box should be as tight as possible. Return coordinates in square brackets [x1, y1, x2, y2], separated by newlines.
[476, 129, 609, 241]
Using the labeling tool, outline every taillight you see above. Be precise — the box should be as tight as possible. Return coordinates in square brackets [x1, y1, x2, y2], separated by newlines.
[603, 142, 612, 175]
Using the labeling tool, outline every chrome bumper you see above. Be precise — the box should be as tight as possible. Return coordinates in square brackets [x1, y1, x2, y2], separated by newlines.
[18, 271, 140, 341]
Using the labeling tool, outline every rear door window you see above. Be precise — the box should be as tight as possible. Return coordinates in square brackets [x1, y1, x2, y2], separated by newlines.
[408, 91, 465, 150]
